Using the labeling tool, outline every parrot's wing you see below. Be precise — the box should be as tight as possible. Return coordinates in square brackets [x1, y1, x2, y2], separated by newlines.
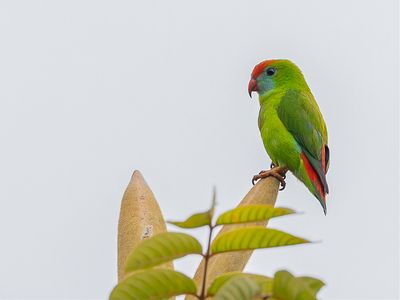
[277, 89, 329, 192]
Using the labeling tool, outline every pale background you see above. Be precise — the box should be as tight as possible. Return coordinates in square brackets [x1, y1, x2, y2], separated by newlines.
[0, 0, 398, 299]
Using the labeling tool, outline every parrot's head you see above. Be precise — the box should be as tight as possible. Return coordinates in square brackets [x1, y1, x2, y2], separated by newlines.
[248, 59, 307, 98]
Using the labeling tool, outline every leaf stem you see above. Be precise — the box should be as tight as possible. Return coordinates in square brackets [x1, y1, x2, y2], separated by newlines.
[199, 224, 214, 300]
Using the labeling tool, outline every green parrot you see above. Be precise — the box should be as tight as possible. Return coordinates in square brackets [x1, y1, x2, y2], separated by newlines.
[248, 59, 329, 214]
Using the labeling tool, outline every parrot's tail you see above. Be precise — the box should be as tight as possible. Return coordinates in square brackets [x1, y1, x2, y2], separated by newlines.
[298, 150, 329, 214]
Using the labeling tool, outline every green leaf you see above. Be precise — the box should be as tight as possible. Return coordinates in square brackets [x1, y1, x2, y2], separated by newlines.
[208, 272, 272, 296]
[273, 270, 300, 300]
[168, 210, 212, 228]
[125, 232, 202, 272]
[298, 277, 325, 296]
[211, 227, 309, 254]
[272, 270, 323, 300]
[213, 276, 261, 300]
[208, 271, 323, 300]
[216, 205, 295, 225]
[109, 269, 197, 300]
[169, 187, 216, 229]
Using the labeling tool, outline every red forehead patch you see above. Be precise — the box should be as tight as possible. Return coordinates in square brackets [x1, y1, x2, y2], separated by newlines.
[251, 60, 277, 79]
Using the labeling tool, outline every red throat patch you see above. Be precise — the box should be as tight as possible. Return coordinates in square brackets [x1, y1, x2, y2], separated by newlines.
[251, 60, 277, 79]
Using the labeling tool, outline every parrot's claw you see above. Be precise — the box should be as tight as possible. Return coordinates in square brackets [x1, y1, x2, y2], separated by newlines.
[269, 162, 286, 180]
[279, 180, 286, 191]
[252, 166, 288, 191]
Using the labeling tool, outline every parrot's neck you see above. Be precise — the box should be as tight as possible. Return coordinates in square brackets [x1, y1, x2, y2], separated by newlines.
[258, 82, 311, 107]
[258, 88, 286, 107]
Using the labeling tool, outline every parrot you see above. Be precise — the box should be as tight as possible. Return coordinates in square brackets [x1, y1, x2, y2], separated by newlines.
[248, 59, 330, 214]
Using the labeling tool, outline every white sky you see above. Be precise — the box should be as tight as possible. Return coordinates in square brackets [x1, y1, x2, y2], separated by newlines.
[0, 0, 398, 299]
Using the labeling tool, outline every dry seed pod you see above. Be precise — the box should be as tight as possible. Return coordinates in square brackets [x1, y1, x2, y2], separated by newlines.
[185, 177, 280, 299]
[117, 170, 173, 281]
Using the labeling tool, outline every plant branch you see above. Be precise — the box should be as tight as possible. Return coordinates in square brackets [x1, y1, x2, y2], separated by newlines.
[199, 224, 214, 300]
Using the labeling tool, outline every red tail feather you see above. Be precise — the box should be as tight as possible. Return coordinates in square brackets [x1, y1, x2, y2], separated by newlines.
[301, 152, 325, 200]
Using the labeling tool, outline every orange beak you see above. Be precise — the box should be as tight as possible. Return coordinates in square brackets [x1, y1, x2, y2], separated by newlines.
[248, 78, 258, 98]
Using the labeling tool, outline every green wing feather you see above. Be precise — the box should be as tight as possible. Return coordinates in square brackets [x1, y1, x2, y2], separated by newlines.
[277, 89, 329, 192]
[278, 89, 327, 158]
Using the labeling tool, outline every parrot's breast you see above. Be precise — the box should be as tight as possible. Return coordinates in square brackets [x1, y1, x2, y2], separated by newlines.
[258, 93, 302, 171]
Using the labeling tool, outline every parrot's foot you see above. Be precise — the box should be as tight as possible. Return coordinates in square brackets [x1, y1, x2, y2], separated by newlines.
[252, 166, 288, 190]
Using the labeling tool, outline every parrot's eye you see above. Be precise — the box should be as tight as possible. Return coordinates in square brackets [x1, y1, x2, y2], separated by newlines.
[266, 67, 276, 76]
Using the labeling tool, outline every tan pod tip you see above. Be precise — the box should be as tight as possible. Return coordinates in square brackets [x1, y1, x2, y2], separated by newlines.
[117, 170, 173, 282]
